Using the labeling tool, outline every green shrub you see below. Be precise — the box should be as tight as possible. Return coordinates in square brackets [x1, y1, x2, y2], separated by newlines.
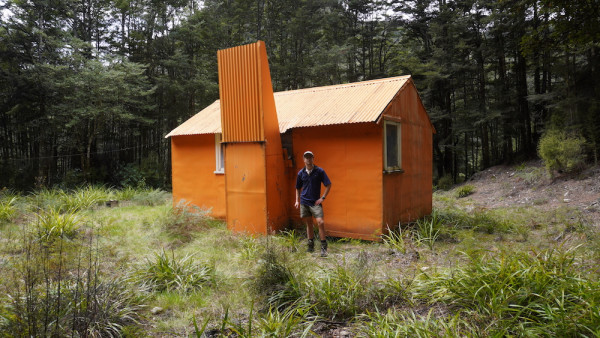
[538, 130, 586, 174]
[35, 208, 83, 241]
[382, 226, 407, 254]
[437, 174, 454, 191]
[413, 215, 442, 250]
[59, 186, 109, 212]
[131, 188, 170, 206]
[136, 250, 214, 293]
[253, 246, 302, 309]
[455, 184, 475, 198]
[161, 202, 211, 244]
[113, 186, 138, 201]
[277, 229, 303, 252]
[255, 305, 315, 337]
[0, 196, 17, 224]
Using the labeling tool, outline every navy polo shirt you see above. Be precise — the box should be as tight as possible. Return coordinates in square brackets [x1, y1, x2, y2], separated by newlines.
[296, 166, 331, 206]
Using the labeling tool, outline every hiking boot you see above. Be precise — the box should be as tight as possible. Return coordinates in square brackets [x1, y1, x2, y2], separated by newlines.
[307, 239, 315, 252]
[320, 240, 328, 257]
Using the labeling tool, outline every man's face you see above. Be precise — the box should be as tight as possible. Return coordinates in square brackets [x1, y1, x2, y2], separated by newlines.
[303, 155, 314, 167]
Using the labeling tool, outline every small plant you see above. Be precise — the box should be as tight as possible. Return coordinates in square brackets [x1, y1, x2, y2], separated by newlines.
[255, 305, 315, 337]
[239, 237, 261, 260]
[131, 188, 170, 206]
[35, 208, 82, 241]
[161, 202, 211, 244]
[382, 226, 406, 254]
[538, 130, 586, 174]
[59, 186, 108, 212]
[413, 216, 441, 250]
[0, 196, 18, 224]
[437, 174, 454, 191]
[455, 184, 475, 198]
[253, 246, 302, 309]
[306, 259, 377, 319]
[113, 186, 138, 201]
[278, 229, 303, 252]
[136, 250, 214, 293]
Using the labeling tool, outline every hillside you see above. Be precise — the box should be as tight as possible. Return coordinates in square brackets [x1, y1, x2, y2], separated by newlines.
[462, 161, 600, 229]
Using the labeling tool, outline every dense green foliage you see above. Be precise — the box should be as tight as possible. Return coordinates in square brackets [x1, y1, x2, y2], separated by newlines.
[1, 0, 598, 189]
[538, 129, 586, 174]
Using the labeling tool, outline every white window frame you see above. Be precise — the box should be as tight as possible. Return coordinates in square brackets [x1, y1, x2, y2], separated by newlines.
[214, 133, 224, 174]
[384, 120, 402, 172]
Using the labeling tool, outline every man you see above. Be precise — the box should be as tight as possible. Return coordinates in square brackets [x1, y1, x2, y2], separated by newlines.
[295, 151, 332, 257]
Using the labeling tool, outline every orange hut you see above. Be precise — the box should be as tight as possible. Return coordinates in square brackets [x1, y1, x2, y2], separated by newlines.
[166, 41, 435, 240]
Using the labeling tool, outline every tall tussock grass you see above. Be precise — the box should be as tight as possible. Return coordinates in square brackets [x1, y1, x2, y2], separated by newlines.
[1, 232, 145, 337]
[411, 248, 600, 336]
[135, 249, 214, 293]
[35, 208, 83, 242]
[254, 246, 408, 321]
[0, 196, 18, 224]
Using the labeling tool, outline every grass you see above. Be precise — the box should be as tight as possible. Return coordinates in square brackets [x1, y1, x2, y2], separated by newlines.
[0, 184, 598, 336]
[455, 184, 475, 198]
[135, 249, 215, 293]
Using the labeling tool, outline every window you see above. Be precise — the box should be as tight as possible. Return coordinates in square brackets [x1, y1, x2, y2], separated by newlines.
[384, 120, 402, 171]
[215, 133, 224, 174]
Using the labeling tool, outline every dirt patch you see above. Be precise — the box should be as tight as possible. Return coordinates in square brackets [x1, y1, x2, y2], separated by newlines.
[460, 161, 600, 228]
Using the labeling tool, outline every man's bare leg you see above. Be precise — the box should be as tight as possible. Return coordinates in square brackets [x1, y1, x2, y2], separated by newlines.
[303, 217, 315, 252]
[315, 217, 327, 256]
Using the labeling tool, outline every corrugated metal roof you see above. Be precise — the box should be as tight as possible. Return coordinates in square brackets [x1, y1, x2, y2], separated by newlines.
[166, 75, 411, 137]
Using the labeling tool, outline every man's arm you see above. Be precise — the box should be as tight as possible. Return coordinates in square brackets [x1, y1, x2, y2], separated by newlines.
[295, 188, 301, 208]
[315, 183, 331, 206]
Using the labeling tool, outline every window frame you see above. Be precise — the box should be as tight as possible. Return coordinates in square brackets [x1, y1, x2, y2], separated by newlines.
[214, 133, 225, 174]
[383, 120, 402, 172]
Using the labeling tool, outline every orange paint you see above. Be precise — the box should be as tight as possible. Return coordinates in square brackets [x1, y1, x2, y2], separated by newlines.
[168, 42, 433, 240]
[289, 123, 383, 240]
[381, 81, 433, 229]
[218, 41, 287, 234]
[171, 134, 226, 218]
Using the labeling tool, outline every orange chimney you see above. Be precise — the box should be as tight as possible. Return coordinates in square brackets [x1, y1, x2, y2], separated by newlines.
[217, 41, 288, 235]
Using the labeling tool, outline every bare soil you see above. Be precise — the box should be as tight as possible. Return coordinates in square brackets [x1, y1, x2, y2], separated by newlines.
[465, 160, 600, 228]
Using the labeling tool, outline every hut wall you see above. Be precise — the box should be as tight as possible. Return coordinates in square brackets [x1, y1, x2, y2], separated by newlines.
[289, 123, 383, 240]
[382, 81, 433, 228]
[171, 134, 226, 218]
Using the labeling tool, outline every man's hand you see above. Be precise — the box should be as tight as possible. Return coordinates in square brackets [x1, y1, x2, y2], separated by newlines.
[315, 198, 324, 206]
[294, 201, 299, 209]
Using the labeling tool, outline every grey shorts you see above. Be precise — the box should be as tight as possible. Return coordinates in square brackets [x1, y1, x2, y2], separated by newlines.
[300, 204, 324, 218]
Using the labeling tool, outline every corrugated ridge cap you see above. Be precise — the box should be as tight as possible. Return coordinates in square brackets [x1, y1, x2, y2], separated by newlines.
[273, 75, 411, 97]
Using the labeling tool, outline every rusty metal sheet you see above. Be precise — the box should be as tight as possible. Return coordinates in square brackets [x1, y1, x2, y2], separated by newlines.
[166, 76, 411, 137]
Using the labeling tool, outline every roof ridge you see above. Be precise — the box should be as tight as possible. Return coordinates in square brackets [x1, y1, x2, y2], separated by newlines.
[273, 75, 411, 97]
[209, 76, 410, 102]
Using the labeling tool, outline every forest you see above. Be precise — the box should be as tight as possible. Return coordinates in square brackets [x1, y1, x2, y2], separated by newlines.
[1, 0, 598, 190]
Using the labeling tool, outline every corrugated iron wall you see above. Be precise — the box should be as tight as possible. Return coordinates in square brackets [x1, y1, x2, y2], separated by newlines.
[218, 41, 288, 235]
[218, 43, 265, 142]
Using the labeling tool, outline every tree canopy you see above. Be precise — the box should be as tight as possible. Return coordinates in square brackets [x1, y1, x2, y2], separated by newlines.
[1, 0, 598, 189]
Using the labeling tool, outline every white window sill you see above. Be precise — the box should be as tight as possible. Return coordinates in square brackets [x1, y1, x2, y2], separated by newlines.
[214, 170, 225, 175]
[383, 168, 404, 174]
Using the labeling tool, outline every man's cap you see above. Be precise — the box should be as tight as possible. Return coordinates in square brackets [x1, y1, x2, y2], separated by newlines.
[303, 151, 314, 158]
